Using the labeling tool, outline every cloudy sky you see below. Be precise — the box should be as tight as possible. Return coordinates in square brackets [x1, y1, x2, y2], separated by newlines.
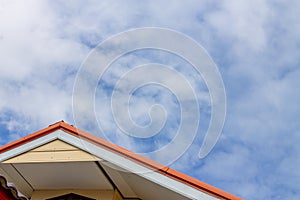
[0, 1, 300, 199]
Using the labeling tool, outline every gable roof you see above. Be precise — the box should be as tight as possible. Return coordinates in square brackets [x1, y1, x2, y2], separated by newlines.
[0, 121, 242, 200]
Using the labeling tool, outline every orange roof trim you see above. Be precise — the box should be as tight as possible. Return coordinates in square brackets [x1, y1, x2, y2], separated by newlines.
[0, 121, 242, 200]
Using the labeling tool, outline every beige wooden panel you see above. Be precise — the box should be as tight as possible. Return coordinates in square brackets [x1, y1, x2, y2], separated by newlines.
[31, 190, 114, 200]
[3, 139, 101, 163]
[31, 140, 79, 151]
[3, 151, 101, 163]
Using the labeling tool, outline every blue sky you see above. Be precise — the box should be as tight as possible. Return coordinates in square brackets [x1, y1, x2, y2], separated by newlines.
[0, 1, 300, 199]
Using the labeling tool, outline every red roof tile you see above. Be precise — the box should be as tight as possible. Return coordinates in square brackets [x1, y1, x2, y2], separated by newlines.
[0, 174, 28, 200]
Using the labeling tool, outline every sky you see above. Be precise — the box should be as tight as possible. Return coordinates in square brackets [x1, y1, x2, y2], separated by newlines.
[0, 1, 300, 199]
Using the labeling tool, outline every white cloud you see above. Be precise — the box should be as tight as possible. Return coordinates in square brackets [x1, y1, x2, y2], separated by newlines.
[0, 0, 299, 199]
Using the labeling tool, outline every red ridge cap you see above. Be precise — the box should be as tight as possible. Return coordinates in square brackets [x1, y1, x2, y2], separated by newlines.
[0, 121, 242, 200]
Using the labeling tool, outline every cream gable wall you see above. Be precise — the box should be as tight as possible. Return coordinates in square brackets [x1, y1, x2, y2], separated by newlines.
[2, 140, 100, 163]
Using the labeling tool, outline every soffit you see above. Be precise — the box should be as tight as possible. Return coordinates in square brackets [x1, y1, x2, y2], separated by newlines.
[100, 162, 215, 200]
[11, 162, 113, 190]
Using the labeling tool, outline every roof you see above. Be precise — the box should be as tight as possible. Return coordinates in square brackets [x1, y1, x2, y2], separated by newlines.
[0, 174, 28, 200]
[0, 121, 242, 200]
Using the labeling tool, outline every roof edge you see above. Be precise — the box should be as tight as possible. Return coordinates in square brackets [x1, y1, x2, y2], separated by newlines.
[0, 121, 242, 200]
[0, 121, 62, 154]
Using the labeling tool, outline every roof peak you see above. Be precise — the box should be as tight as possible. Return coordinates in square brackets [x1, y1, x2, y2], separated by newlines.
[0, 121, 241, 200]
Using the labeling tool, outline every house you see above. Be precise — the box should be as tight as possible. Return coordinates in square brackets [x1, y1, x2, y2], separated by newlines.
[0, 121, 241, 200]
